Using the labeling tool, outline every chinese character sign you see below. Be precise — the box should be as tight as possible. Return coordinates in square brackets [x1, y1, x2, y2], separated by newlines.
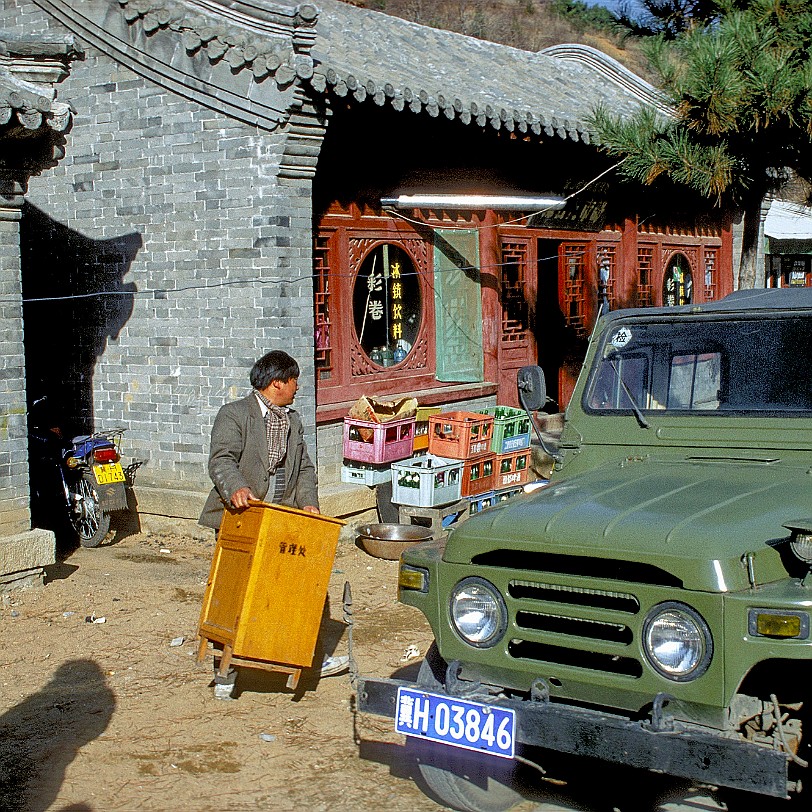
[353, 244, 421, 365]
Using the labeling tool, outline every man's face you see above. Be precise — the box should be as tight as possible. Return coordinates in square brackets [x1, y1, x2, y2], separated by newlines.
[262, 376, 298, 407]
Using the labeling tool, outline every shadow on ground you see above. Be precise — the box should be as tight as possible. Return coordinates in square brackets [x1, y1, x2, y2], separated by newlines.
[0, 660, 115, 812]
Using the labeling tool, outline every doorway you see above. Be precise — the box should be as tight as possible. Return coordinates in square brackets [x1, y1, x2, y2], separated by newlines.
[535, 239, 565, 411]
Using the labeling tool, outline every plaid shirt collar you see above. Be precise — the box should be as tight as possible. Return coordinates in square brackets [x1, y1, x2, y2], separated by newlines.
[254, 390, 290, 472]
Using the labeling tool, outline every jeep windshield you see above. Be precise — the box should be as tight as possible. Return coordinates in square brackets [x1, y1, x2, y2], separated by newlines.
[585, 313, 812, 416]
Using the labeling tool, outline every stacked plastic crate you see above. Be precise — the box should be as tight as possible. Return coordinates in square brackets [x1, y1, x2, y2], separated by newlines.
[412, 405, 441, 455]
[423, 411, 496, 516]
[390, 453, 464, 509]
[478, 406, 532, 507]
[341, 414, 416, 486]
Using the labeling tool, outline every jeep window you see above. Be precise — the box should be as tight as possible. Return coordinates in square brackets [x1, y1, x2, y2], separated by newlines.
[587, 353, 650, 410]
[585, 315, 812, 415]
[667, 353, 722, 410]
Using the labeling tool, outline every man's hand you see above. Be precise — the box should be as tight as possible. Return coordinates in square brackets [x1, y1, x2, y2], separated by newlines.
[302, 505, 320, 515]
[229, 486, 256, 509]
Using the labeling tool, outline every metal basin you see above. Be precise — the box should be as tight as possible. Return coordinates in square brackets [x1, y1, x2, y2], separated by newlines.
[355, 523, 433, 560]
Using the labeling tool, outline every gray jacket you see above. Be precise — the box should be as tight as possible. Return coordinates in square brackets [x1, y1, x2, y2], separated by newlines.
[198, 393, 319, 529]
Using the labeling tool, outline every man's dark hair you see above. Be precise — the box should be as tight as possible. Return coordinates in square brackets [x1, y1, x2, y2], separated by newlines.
[250, 351, 300, 390]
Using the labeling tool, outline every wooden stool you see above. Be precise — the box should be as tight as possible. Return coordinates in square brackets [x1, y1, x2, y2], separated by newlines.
[398, 498, 468, 537]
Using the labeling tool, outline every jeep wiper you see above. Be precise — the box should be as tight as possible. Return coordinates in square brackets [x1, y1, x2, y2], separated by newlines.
[605, 351, 650, 429]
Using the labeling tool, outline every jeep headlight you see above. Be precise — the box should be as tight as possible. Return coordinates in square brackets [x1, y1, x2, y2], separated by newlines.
[790, 532, 812, 564]
[449, 577, 507, 648]
[642, 602, 713, 682]
[782, 521, 812, 565]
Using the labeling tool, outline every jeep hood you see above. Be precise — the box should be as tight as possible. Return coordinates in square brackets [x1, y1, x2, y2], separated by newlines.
[446, 457, 805, 592]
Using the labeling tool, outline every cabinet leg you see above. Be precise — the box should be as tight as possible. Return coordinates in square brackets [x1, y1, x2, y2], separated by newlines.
[213, 646, 237, 700]
[216, 645, 234, 678]
[196, 636, 209, 664]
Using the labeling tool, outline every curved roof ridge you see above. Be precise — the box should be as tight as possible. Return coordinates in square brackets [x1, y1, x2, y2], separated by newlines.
[37, 0, 664, 141]
[539, 44, 672, 115]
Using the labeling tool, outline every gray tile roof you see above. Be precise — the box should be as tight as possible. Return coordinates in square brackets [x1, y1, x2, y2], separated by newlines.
[0, 35, 76, 133]
[66, 0, 667, 142]
[307, 0, 669, 143]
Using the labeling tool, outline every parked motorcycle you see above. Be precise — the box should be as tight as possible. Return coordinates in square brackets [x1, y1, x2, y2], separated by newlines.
[27, 397, 129, 547]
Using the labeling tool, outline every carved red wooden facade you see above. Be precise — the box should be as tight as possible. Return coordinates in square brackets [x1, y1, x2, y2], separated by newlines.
[314, 205, 733, 419]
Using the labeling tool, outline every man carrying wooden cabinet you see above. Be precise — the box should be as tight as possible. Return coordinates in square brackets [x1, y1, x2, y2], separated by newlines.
[199, 350, 349, 681]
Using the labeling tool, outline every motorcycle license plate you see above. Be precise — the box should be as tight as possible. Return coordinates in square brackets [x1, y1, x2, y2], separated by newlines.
[395, 687, 516, 758]
[93, 462, 125, 485]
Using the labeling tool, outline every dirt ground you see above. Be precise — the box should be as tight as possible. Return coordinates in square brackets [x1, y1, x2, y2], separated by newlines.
[0, 519, 456, 812]
[0, 520, 731, 812]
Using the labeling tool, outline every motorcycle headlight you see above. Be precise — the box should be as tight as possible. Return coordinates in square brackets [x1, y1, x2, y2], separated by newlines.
[642, 602, 712, 682]
[449, 577, 507, 648]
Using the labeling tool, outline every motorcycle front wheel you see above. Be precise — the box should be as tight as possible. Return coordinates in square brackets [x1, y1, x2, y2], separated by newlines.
[70, 472, 111, 547]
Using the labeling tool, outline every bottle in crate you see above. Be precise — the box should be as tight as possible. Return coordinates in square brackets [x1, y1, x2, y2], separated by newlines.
[494, 449, 531, 489]
[461, 453, 496, 497]
[468, 490, 496, 516]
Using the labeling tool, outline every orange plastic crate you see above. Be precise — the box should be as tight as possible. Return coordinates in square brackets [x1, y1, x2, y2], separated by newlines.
[461, 453, 496, 497]
[413, 406, 441, 452]
[428, 411, 494, 459]
[494, 449, 531, 490]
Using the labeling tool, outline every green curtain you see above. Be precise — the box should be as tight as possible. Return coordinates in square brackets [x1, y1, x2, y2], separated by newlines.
[433, 228, 484, 382]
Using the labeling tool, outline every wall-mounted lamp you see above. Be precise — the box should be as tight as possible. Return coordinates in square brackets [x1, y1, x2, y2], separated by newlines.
[380, 194, 566, 212]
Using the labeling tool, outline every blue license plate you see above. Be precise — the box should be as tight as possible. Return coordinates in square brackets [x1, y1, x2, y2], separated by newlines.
[395, 687, 516, 758]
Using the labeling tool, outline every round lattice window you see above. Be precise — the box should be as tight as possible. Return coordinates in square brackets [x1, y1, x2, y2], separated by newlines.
[353, 244, 421, 367]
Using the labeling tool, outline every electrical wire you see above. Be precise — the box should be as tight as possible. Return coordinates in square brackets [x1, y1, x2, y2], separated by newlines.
[11, 158, 638, 305]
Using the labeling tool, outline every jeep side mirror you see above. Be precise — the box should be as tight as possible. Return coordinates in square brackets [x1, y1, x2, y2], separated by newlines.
[517, 365, 561, 465]
[517, 366, 547, 412]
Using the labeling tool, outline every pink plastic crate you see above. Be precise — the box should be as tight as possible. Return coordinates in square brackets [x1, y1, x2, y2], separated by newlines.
[343, 416, 416, 465]
[428, 411, 494, 459]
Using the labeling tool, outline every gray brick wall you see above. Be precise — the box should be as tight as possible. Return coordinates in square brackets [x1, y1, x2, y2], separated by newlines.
[2, 2, 321, 513]
[0, 184, 31, 534]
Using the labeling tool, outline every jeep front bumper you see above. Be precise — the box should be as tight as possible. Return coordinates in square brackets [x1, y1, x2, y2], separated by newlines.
[356, 676, 790, 799]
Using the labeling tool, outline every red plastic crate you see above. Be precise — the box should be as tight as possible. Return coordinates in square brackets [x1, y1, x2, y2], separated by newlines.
[343, 416, 416, 465]
[428, 411, 494, 459]
[494, 449, 531, 490]
[461, 453, 496, 497]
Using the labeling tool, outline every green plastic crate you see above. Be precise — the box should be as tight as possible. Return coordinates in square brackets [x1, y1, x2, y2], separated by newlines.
[479, 406, 531, 454]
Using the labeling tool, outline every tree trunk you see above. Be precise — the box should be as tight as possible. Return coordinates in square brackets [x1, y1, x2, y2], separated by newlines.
[737, 195, 764, 290]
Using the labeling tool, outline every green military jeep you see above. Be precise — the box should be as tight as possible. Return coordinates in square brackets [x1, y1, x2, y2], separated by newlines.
[357, 288, 812, 810]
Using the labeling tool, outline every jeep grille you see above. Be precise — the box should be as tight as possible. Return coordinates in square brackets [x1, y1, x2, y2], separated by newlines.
[462, 553, 672, 677]
[471, 549, 681, 587]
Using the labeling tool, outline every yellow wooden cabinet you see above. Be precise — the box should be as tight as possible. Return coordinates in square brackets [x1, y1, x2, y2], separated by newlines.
[197, 501, 345, 689]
